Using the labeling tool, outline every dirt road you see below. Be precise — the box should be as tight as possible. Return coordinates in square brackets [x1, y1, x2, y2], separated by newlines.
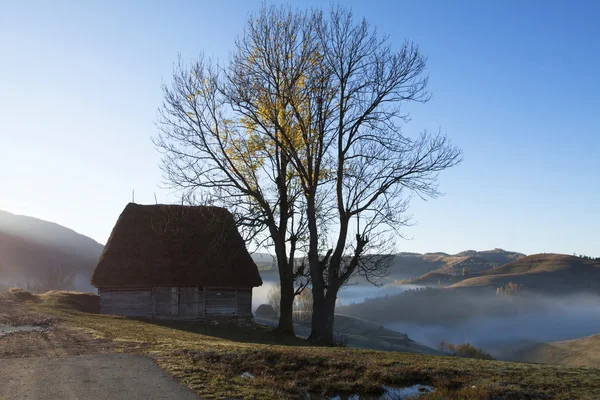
[0, 293, 198, 399]
[0, 353, 199, 400]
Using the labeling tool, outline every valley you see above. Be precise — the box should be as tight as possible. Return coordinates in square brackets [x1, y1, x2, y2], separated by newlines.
[2, 210, 600, 375]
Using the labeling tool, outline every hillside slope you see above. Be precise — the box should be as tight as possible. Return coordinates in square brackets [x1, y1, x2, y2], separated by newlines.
[256, 313, 442, 355]
[0, 210, 104, 291]
[450, 254, 600, 293]
[410, 249, 525, 286]
[510, 333, 600, 368]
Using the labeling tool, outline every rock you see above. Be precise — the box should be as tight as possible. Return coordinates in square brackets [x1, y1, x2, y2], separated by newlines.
[241, 372, 255, 379]
[255, 304, 277, 318]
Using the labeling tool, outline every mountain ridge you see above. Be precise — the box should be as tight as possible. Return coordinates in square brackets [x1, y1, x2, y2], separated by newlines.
[449, 253, 600, 293]
[406, 249, 526, 285]
[0, 210, 104, 291]
[0, 210, 103, 259]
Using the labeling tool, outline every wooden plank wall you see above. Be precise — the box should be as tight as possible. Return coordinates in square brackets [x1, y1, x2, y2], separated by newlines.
[179, 287, 201, 319]
[205, 289, 237, 316]
[100, 290, 153, 317]
[236, 290, 253, 316]
[153, 287, 178, 318]
[100, 286, 253, 318]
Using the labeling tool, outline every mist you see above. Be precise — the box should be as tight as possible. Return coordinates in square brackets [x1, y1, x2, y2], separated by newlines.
[252, 280, 423, 312]
[387, 295, 600, 358]
[258, 279, 600, 360]
[351, 288, 600, 359]
[0, 210, 103, 293]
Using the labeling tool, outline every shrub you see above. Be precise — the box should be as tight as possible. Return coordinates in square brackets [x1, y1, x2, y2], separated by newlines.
[440, 341, 494, 360]
[21, 265, 75, 293]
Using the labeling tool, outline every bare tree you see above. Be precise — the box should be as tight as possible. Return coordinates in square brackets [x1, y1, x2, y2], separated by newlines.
[266, 283, 281, 316]
[156, 5, 461, 343]
[305, 8, 461, 344]
[251, 7, 463, 343]
[267, 281, 312, 323]
[24, 265, 75, 293]
[154, 6, 316, 335]
[293, 286, 313, 324]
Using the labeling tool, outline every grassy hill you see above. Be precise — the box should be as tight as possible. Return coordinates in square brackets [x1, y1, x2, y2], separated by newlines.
[388, 252, 447, 280]
[450, 254, 600, 293]
[3, 290, 600, 399]
[333, 315, 443, 355]
[409, 249, 525, 286]
[256, 313, 442, 355]
[508, 333, 600, 369]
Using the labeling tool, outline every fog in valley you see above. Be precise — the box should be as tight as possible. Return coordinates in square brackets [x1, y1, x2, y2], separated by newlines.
[392, 295, 600, 354]
[341, 285, 600, 359]
[255, 277, 600, 361]
[3, 211, 599, 364]
[252, 279, 424, 311]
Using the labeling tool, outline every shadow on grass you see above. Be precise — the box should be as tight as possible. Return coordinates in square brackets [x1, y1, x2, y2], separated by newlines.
[139, 318, 314, 347]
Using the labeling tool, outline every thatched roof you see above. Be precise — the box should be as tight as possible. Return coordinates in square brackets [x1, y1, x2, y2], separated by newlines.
[91, 203, 262, 288]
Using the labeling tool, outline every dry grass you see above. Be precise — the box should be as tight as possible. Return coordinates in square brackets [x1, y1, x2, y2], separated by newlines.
[0, 289, 56, 326]
[38, 290, 100, 313]
[450, 254, 600, 292]
[4, 291, 600, 399]
[514, 334, 600, 369]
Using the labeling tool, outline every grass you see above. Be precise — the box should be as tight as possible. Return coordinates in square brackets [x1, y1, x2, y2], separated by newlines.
[512, 334, 600, 369]
[7, 291, 600, 399]
[450, 254, 600, 292]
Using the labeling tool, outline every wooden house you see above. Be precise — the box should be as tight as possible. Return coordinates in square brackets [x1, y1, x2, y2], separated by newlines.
[90, 203, 262, 320]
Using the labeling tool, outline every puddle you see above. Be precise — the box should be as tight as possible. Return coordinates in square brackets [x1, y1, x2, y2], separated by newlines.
[381, 384, 434, 399]
[310, 384, 434, 400]
[0, 324, 44, 335]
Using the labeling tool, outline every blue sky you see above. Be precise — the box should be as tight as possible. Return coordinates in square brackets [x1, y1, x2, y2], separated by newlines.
[1, 0, 598, 256]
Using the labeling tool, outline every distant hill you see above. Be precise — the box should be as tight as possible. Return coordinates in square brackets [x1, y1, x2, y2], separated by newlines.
[449, 254, 600, 293]
[256, 249, 526, 283]
[0, 210, 104, 292]
[508, 333, 600, 368]
[388, 253, 446, 280]
[405, 249, 525, 285]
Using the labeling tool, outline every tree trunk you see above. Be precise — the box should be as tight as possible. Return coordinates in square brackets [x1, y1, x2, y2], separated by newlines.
[309, 203, 348, 344]
[308, 289, 336, 344]
[267, 218, 296, 336]
[306, 194, 328, 342]
[276, 268, 296, 335]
